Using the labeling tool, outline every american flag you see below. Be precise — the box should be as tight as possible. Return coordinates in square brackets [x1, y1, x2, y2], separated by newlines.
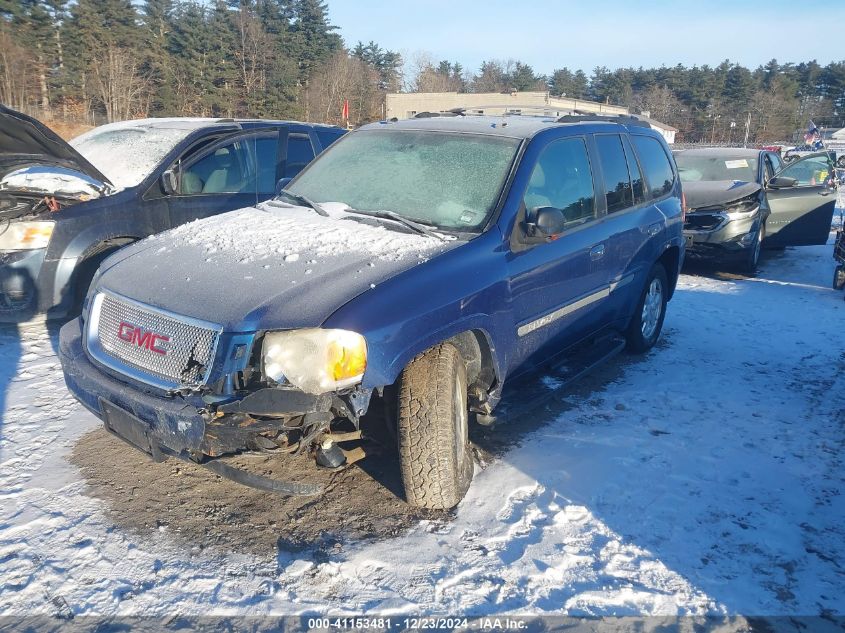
[804, 120, 820, 144]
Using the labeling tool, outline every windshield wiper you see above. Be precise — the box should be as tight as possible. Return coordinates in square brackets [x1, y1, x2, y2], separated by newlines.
[346, 209, 447, 241]
[278, 189, 329, 217]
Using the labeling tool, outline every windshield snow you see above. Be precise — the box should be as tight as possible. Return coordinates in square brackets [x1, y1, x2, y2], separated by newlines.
[70, 125, 192, 190]
[675, 153, 758, 183]
[287, 129, 520, 230]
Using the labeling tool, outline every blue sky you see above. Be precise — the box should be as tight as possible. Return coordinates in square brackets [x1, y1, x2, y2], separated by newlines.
[327, 0, 844, 75]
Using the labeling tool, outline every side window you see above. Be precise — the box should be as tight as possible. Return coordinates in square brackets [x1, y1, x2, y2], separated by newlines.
[595, 134, 633, 212]
[621, 135, 645, 204]
[769, 152, 784, 174]
[180, 138, 254, 195]
[523, 137, 595, 226]
[631, 135, 675, 198]
[284, 135, 316, 178]
[254, 135, 279, 194]
[315, 128, 344, 150]
[777, 154, 833, 186]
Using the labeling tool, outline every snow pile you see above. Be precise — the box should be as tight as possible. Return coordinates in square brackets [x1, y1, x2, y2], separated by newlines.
[154, 203, 446, 265]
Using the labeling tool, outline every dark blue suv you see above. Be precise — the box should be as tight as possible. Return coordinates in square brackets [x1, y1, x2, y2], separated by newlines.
[0, 106, 344, 321]
[58, 113, 684, 509]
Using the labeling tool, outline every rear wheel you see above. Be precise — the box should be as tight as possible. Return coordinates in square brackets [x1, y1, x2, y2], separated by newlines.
[396, 343, 473, 509]
[625, 263, 668, 354]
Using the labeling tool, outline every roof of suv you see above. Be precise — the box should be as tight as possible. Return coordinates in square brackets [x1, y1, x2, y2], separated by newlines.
[360, 115, 657, 140]
[86, 118, 342, 132]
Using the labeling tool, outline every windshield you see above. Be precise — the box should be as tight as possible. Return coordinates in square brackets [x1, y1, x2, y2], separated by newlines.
[675, 153, 758, 183]
[70, 126, 193, 190]
[287, 129, 521, 230]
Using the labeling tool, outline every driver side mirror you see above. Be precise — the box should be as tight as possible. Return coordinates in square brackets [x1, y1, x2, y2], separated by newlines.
[160, 169, 178, 195]
[768, 176, 797, 189]
[275, 177, 292, 195]
[524, 206, 566, 239]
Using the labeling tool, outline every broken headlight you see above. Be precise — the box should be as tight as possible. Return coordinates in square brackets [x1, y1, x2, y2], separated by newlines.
[0, 220, 55, 251]
[262, 329, 367, 395]
[724, 197, 759, 220]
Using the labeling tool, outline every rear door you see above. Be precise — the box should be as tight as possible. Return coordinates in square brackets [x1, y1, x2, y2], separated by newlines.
[765, 152, 837, 246]
[166, 130, 278, 227]
[589, 133, 666, 326]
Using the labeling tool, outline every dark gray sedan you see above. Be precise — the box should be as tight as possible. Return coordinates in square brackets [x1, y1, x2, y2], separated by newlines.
[674, 147, 837, 272]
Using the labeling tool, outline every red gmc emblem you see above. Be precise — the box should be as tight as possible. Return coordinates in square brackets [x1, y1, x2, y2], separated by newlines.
[117, 322, 170, 355]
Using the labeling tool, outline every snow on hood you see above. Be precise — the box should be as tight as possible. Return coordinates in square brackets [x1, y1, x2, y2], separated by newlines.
[0, 165, 103, 200]
[97, 202, 459, 331]
[683, 180, 761, 210]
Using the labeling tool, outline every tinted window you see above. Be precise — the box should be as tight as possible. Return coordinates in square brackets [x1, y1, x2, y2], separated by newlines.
[284, 135, 315, 178]
[524, 137, 595, 225]
[778, 154, 834, 186]
[632, 136, 675, 198]
[595, 134, 633, 212]
[769, 152, 784, 174]
[180, 138, 254, 194]
[255, 135, 278, 194]
[621, 135, 645, 204]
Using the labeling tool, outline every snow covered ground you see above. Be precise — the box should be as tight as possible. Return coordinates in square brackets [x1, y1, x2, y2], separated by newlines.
[1, 221, 844, 618]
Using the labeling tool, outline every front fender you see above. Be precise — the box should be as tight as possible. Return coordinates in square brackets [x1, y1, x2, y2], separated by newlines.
[321, 229, 513, 390]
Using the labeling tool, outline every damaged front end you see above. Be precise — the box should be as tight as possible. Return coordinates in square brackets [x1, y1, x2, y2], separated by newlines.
[60, 290, 375, 495]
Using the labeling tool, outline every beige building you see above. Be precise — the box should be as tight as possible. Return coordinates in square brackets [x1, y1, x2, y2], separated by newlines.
[384, 91, 677, 144]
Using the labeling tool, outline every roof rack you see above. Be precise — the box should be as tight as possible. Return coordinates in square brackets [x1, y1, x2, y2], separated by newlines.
[556, 112, 651, 128]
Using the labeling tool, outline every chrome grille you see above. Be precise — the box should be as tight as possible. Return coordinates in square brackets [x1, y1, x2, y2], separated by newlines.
[88, 292, 220, 388]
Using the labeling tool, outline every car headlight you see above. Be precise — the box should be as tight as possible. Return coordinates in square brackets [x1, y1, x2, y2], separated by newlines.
[724, 201, 759, 220]
[262, 328, 367, 395]
[0, 221, 55, 251]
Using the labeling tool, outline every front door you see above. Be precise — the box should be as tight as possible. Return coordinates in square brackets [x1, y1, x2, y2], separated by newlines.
[765, 153, 837, 246]
[166, 131, 279, 227]
[506, 136, 609, 374]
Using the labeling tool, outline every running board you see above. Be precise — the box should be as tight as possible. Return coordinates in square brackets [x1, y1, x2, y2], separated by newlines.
[548, 334, 626, 390]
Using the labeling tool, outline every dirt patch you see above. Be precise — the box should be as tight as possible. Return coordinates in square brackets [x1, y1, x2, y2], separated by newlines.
[42, 119, 94, 140]
[70, 417, 448, 556]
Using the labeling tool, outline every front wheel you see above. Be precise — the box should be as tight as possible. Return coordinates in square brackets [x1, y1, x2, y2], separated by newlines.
[396, 343, 473, 509]
[625, 263, 668, 354]
[738, 222, 764, 274]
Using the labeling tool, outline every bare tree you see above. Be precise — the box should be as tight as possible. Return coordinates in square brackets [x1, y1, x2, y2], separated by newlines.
[0, 29, 33, 110]
[305, 51, 382, 126]
[92, 46, 151, 122]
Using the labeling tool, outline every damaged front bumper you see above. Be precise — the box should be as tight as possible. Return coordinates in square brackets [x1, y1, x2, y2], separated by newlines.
[59, 318, 369, 492]
[683, 207, 763, 256]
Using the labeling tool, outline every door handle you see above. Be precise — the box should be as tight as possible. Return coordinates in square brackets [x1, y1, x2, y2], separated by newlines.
[590, 244, 605, 260]
[820, 189, 832, 196]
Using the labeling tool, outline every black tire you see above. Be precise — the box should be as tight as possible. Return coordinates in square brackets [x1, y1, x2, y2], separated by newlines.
[738, 222, 764, 274]
[625, 263, 668, 354]
[396, 342, 473, 510]
[833, 265, 845, 291]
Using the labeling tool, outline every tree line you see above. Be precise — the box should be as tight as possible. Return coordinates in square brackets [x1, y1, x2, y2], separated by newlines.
[1, 0, 844, 142]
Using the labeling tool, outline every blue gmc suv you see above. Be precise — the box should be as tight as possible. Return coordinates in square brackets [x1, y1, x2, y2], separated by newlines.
[59, 113, 684, 510]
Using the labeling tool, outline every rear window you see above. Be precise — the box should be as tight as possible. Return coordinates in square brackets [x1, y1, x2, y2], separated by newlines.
[631, 135, 675, 198]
